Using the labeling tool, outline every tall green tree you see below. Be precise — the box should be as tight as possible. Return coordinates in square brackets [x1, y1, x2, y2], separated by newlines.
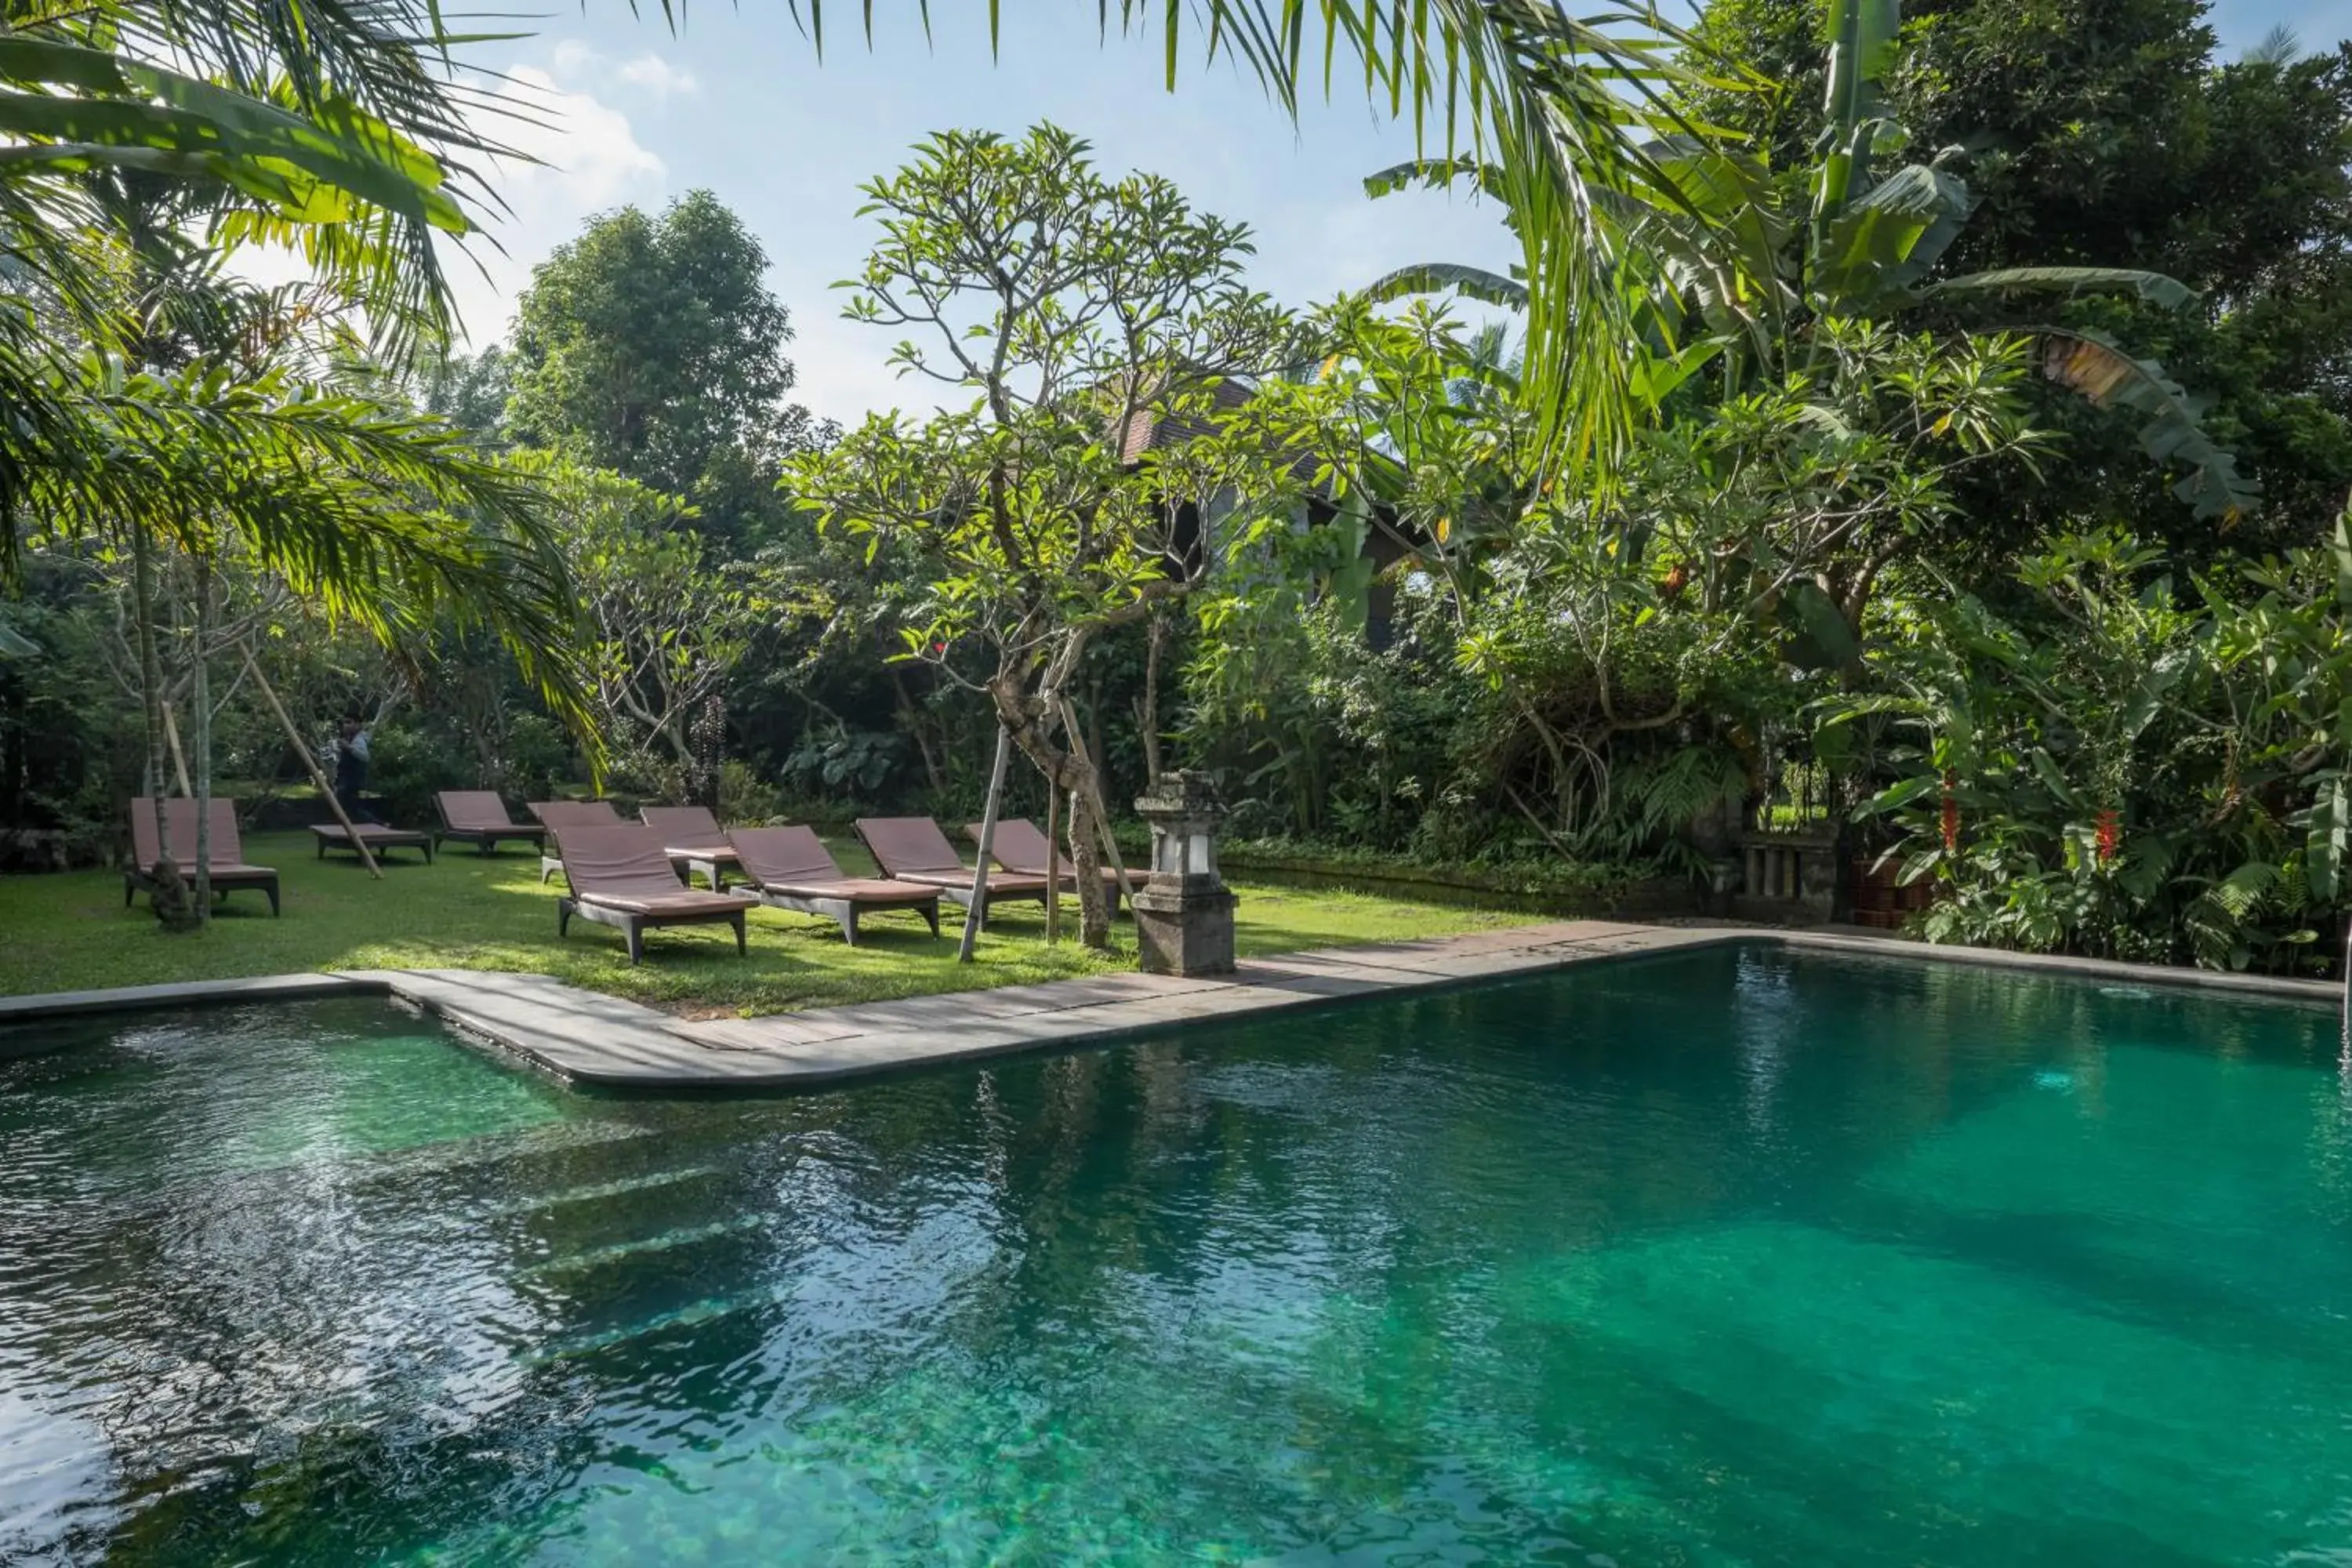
[506, 191, 818, 549]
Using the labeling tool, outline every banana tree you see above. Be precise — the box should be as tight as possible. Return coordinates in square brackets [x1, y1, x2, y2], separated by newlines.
[1361, 0, 2257, 523]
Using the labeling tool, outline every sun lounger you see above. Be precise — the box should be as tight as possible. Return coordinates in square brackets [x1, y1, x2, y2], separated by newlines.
[728, 826, 942, 944]
[639, 804, 742, 890]
[965, 817, 1125, 913]
[528, 800, 624, 884]
[310, 822, 434, 863]
[552, 824, 757, 964]
[853, 816, 1051, 925]
[125, 797, 280, 915]
[433, 791, 548, 857]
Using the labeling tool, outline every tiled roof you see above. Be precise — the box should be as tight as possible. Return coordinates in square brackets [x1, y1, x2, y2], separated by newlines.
[1109, 376, 1256, 464]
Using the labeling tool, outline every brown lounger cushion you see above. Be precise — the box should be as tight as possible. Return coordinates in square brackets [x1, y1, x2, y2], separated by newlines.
[438, 790, 528, 833]
[854, 816, 967, 878]
[855, 816, 1054, 890]
[557, 825, 757, 916]
[530, 800, 625, 829]
[965, 818, 1123, 884]
[730, 826, 939, 902]
[129, 797, 271, 875]
[639, 804, 727, 846]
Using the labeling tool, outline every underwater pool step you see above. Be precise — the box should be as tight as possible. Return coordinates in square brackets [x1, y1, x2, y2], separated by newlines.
[486, 1164, 724, 1219]
[517, 1214, 767, 1279]
[349, 1120, 658, 1189]
[518, 1294, 756, 1364]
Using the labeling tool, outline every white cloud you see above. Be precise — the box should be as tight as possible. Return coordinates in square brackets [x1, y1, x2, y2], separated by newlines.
[615, 54, 699, 99]
[545, 38, 699, 100]
[435, 60, 669, 344]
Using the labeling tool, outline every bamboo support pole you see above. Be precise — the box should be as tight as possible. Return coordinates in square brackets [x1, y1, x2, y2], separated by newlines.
[160, 701, 193, 797]
[960, 724, 1013, 962]
[243, 647, 380, 879]
[1058, 695, 1135, 905]
[1044, 772, 1062, 943]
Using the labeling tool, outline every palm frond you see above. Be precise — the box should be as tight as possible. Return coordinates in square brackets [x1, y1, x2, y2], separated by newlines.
[789, 0, 1758, 487]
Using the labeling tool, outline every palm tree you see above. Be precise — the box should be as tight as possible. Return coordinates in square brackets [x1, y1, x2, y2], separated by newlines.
[2, 0, 600, 921]
[0, 0, 524, 543]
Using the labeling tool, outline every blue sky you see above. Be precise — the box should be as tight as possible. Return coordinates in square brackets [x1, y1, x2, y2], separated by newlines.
[441, 0, 2343, 424]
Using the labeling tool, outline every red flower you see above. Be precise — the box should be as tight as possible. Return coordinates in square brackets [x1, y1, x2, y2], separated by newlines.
[2095, 808, 2122, 865]
[1939, 771, 1960, 853]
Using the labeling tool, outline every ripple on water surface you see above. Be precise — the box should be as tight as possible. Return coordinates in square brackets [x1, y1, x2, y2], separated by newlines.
[2, 952, 2348, 1565]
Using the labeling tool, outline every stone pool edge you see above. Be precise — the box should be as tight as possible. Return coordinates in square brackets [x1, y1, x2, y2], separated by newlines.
[1, 923, 2337, 1091]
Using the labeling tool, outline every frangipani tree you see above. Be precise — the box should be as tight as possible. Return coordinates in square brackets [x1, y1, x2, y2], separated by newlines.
[523, 453, 757, 795]
[789, 125, 1304, 948]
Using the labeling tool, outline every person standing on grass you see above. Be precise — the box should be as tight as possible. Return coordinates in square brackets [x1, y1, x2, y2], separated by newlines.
[333, 716, 382, 825]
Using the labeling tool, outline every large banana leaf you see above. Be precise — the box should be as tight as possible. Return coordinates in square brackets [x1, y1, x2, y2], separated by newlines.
[2037, 328, 2259, 522]
[1363, 157, 1506, 206]
[1363, 262, 1528, 310]
[1813, 162, 1973, 310]
[1816, 0, 1901, 223]
[1917, 266, 2195, 310]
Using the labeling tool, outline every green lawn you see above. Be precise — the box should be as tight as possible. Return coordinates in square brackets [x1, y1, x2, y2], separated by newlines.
[0, 831, 1528, 1017]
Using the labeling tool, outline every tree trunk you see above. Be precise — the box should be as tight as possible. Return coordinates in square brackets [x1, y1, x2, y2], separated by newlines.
[989, 671, 1111, 949]
[1058, 693, 1135, 911]
[1138, 612, 1165, 784]
[191, 554, 214, 923]
[1064, 782, 1111, 948]
[893, 670, 945, 793]
[131, 526, 192, 927]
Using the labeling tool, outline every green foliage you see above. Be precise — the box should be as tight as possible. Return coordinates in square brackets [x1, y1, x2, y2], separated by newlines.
[506, 191, 820, 549]
[362, 717, 468, 826]
[523, 453, 757, 791]
[1682, 0, 2352, 543]
[781, 725, 906, 802]
[1832, 524, 2352, 969]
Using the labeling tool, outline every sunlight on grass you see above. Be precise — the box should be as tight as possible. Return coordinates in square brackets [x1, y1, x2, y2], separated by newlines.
[0, 832, 1526, 1016]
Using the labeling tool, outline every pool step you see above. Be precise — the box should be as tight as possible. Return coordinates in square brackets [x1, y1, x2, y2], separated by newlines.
[350, 1120, 658, 1190]
[518, 1214, 767, 1279]
[485, 1164, 722, 1219]
[518, 1294, 755, 1365]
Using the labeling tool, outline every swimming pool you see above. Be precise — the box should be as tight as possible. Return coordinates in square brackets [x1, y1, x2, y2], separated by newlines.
[2, 946, 2346, 1564]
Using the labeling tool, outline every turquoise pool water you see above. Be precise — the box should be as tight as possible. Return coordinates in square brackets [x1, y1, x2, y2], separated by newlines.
[2, 949, 2348, 1564]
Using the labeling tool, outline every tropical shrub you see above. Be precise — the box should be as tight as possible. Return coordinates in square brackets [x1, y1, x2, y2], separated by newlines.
[1835, 524, 2352, 969]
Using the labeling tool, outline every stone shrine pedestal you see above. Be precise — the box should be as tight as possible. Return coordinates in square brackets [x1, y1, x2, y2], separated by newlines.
[1132, 771, 1238, 977]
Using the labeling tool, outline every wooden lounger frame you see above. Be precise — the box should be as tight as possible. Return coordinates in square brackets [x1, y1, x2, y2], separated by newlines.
[556, 895, 747, 965]
[432, 792, 548, 857]
[311, 825, 435, 863]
